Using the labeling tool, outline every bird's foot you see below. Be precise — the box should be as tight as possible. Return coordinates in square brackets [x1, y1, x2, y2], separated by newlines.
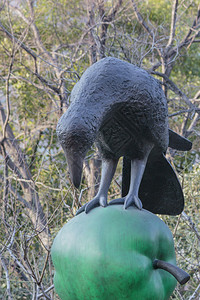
[109, 195, 142, 210]
[124, 194, 143, 210]
[76, 195, 107, 215]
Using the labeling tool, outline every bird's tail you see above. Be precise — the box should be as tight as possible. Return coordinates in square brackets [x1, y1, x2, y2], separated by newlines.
[122, 130, 192, 215]
[168, 129, 192, 151]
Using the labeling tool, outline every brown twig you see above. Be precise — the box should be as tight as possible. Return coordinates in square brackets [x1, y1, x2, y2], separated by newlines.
[38, 251, 50, 284]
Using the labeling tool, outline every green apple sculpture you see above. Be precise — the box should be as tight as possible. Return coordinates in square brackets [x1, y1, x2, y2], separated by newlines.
[51, 205, 189, 300]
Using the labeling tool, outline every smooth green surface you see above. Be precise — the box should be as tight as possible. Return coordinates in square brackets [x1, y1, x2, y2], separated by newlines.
[51, 205, 177, 300]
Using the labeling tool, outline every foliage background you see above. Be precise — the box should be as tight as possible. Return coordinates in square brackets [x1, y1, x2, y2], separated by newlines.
[0, 0, 199, 299]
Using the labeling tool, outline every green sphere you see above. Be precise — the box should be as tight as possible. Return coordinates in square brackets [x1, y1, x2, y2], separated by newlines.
[51, 205, 177, 300]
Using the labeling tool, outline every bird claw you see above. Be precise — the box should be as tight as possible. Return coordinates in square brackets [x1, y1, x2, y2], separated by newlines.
[109, 195, 143, 210]
[76, 195, 107, 215]
[76, 203, 87, 215]
[124, 195, 143, 210]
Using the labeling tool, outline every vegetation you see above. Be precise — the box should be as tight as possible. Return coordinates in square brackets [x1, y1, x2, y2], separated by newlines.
[0, 0, 199, 299]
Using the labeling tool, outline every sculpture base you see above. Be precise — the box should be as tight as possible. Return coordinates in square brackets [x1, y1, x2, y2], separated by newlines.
[51, 205, 177, 300]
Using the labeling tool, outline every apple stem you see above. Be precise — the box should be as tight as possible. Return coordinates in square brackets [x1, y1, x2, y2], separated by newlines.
[153, 259, 190, 285]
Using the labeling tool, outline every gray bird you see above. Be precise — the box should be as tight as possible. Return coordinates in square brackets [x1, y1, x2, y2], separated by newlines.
[56, 57, 192, 215]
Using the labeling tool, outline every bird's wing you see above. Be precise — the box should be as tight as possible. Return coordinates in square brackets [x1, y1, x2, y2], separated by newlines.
[122, 152, 184, 215]
[168, 129, 192, 151]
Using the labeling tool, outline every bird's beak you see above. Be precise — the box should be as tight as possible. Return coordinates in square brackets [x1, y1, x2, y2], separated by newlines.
[65, 151, 84, 188]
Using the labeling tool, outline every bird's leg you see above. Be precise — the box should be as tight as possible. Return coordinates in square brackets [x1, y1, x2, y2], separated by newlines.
[123, 157, 148, 209]
[109, 146, 153, 210]
[76, 158, 118, 215]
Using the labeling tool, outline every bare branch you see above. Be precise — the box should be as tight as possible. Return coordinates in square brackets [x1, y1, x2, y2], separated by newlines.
[181, 212, 200, 243]
[20, 63, 61, 96]
[10, 3, 54, 64]
[166, 0, 179, 50]
[37, 285, 54, 299]
[131, 0, 153, 38]
[169, 108, 194, 117]
[2, 229, 32, 279]
[186, 113, 200, 137]
[99, 0, 123, 58]
[0, 0, 6, 12]
[194, 90, 200, 100]
[9, 184, 31, 209]
[87, 0, 98, 64]
[131, 0, 165, 70]
[0, 254, 13, 300]
[1, 142, 9, 217]
[150, 71, 200, 113]
[0, 22, 63, 101]
[0, 101, 32, 180]
[183, 4, 200, 43]
[167, 4, 200, 59]
[2, 50, 14, 140]
[38, 252, 50, 284]
[0, 98, 48, 243]
[0, 21, 37, 60]
[106, 0, 123, 22]
[0, 21, 59, 69]
[188, 283, 200, 300]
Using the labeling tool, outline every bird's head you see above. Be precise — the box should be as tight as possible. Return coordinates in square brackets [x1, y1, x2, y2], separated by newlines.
[57, 122, 93, 188]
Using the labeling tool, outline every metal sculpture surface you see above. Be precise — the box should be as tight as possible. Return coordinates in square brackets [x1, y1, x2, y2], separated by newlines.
[56, 57, 192, 215]
[51, 205, 190, 300]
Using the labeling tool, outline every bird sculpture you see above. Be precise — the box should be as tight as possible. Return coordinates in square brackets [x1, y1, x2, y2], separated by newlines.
[56, 57, 192, 215]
